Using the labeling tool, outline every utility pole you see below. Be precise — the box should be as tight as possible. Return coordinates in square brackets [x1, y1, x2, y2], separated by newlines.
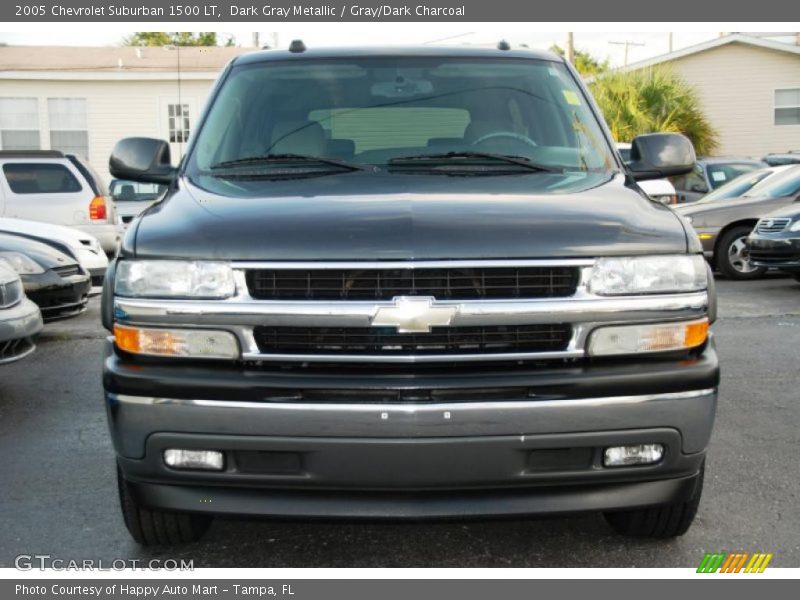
[252, 32, 260, 48]
[668, 32, 673, 53]
[609, 39, 645, 66]
[566, 32, 575, 64]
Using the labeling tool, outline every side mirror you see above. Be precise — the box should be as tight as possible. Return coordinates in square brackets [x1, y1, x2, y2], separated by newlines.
[109, 138, 176, 185]
[627, 133, 696, 182]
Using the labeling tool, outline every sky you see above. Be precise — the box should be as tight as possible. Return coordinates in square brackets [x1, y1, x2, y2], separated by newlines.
[1, 27, 797, 67]
[0, 28, 720, 67]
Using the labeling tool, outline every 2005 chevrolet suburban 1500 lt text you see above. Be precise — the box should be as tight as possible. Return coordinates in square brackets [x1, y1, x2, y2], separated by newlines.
[101, 44, 719, 545]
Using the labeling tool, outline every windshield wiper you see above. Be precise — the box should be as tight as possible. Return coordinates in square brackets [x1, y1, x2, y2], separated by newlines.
[210, 153, 376, 172]
[388, 151, 563, 173]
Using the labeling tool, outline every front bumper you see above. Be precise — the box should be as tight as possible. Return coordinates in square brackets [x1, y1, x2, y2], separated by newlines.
[748, 235, 800, 270]
[74, 223, 120, 256]
[106, 339, 718, 517]
[0, 297, 43, 364]
[24, 271, 91, 320]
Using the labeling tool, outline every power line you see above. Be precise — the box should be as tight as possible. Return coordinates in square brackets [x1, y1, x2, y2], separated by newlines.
[609, 39, 646, 66]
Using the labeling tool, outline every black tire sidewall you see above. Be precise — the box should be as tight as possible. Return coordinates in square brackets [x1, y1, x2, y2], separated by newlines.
[717, 226, 765, 280]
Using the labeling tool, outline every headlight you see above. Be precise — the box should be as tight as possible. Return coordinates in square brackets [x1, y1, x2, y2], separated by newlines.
[789, 220, 800, 232]
[589, 255, 707, 295]
[588, 318, 709, 356]
[0, 252, 45, 275]
[115, 260, 235, 298]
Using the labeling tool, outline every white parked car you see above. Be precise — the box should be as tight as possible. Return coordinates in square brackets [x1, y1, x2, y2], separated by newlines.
[0, 261, 43, 364]
[0, 218, 108, 286]
[109, 179, 167, 229]
[617, 142, 678, 204]
[0, 151, 120, 256]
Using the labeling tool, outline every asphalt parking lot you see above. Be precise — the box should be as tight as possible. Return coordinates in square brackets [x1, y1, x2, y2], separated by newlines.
[1, 275, 799, 568]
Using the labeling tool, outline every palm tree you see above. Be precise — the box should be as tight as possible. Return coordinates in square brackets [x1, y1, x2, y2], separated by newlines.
[589, 67, 719, 156]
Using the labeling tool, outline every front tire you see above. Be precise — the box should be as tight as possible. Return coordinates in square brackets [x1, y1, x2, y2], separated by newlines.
[603, 462, 704, 538]
[117, 466, 212, 545]
[717, 226, 766, 280]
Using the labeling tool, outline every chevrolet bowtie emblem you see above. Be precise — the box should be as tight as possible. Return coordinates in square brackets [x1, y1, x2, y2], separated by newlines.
[370, 296, 458, 333]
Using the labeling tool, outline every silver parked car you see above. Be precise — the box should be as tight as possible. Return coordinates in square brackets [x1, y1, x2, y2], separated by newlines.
[0, 261, 43, 364]
[679, 165, 800, 279]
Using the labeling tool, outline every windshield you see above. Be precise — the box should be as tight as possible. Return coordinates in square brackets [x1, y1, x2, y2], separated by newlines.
[693, 169, 774, 204]
[705, 162, 762, 190]
[742, 166, 800, 199]
[186, 57, 617, 191]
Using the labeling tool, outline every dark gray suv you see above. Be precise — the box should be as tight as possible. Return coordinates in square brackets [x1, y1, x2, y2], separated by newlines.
[102, 43, 718, 545]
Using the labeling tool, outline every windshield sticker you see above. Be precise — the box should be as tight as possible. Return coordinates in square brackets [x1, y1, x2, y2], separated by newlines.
[711, 171, 727, 182]
[562, 90, 581, 106]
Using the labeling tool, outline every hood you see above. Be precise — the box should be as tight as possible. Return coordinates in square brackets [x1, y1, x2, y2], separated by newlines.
[128, 172, 689, 260]
[679, 195, 796, 227]
[0, 233, 77, 270]
[758, 201, 800, 220]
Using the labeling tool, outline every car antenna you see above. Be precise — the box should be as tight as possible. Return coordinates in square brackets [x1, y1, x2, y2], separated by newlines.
[289, 39, 307, 53]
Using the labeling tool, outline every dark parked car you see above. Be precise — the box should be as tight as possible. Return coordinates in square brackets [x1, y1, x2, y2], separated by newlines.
[762, 152, 800, 167]
[748, 204, 800, 279]
[670, 158, 765, 203]
[0, 232, 91, 320]
[675, 165, 791, 207]
[679, 165, 800, 279]
[103, 43, 718, 545]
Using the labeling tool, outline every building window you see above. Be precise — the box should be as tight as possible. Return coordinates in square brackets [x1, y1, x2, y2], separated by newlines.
[775, 89, 800, 126]
[48, 98, 89, 158]
[0, 98, 40, 151]
[168, 104, 190, 143]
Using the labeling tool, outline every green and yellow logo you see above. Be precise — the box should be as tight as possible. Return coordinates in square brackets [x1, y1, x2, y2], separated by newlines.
[697, 552, 773, 573]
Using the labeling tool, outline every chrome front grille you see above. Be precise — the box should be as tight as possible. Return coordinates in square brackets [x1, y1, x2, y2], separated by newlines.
[114, 259, 710, 364]
[246, 265, 580, 300]
[756, 218, 791, 233]
[52, 264, 82, 278]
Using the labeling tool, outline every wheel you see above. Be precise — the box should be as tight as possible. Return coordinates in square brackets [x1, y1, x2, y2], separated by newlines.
[117, 466, 212, 545]
[716, 226, 766, 280]
[603, 462, 704, 538]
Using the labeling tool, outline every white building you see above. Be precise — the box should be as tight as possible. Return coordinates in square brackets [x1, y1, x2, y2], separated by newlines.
[0, 45, 251, 184]
[622, 33, 800, 158]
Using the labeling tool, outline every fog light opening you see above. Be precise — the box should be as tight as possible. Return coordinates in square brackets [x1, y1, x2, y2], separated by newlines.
[603, 444, 664, 467]
[163, 448, 225, 471]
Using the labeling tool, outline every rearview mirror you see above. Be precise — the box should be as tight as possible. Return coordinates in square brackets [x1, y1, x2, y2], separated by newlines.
[627, 133, 696, 182]
[109, 138, 176, 185]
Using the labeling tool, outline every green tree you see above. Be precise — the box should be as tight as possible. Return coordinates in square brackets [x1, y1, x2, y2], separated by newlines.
[123, 32, 219, 46]
[550, 44, 609, 76]
[589, 67, 719, 155]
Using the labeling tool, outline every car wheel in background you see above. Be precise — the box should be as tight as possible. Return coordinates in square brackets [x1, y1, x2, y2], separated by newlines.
[717, 226, 766, 280]
[117, 465, 212, 545]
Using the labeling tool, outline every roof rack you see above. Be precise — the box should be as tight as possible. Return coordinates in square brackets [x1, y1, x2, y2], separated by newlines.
[0, 150, 65, 158]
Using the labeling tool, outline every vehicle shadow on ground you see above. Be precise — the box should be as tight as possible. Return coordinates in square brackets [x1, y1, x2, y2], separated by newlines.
[125, 514, 688, 568]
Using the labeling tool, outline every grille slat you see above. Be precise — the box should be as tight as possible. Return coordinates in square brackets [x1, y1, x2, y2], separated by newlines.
[253, 324, 572, 356]
[247, 266, 579, 300]
[52, 264, 82, 278]
[756, 218, 791, 233]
